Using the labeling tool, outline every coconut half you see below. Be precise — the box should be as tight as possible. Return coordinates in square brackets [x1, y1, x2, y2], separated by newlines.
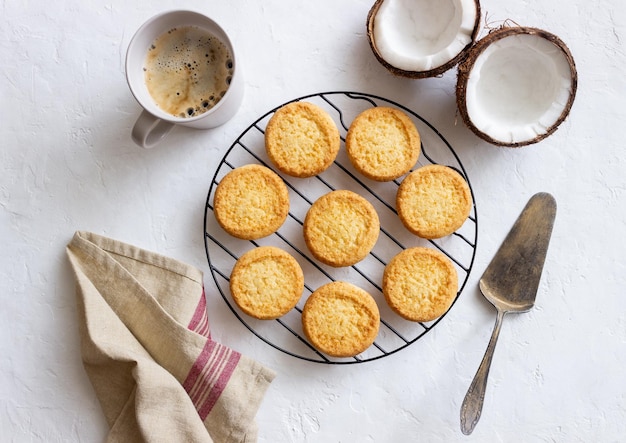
[456, 26, 577, 147]
[367, 0, 481, 78]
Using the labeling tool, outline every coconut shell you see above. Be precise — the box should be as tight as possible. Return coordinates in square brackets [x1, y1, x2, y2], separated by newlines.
[367, 0, 482, 79]
[456, 26, 578, 147]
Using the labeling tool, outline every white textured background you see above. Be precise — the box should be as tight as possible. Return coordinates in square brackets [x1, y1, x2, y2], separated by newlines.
[2, 0, 625, 441]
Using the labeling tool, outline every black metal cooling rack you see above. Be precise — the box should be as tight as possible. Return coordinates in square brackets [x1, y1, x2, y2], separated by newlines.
[203, 91, 478, 364]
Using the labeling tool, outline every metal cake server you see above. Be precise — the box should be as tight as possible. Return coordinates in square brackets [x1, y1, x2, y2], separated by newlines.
[460, 192, 557, 435]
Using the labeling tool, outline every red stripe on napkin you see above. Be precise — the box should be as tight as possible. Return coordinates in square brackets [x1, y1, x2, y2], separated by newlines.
[183, 339, 241, 420]
[188, 290, 210, 338]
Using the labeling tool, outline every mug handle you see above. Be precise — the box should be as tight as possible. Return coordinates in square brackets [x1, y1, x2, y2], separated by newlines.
[131, 110, 174, 148]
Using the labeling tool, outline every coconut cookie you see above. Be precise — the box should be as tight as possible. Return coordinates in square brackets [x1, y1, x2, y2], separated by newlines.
[265, 101, 340, 178]
[303, 190, 380, 267]
[230, 246, 304, 320]
[383, 247, 458, 323]
[302, 281, 380, 357]
[345, 106, 420, 181]
[396, 164, 472, 239]
[214, 164, 289, 240]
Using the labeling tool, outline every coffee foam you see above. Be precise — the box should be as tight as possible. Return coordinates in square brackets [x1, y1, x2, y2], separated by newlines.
[144, 26, 233, 118]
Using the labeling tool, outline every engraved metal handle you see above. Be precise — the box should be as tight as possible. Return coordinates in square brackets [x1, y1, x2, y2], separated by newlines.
[460, 309, 506, 435]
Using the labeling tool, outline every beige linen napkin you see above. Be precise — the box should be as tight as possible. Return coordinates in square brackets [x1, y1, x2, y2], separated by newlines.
[66, 231, 275, 443]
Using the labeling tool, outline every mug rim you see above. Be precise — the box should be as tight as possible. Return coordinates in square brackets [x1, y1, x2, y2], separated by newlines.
[125, 9, 238, 123]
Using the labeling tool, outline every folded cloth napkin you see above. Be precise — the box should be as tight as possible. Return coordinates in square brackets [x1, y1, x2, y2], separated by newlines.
[66, 231, 276, 443]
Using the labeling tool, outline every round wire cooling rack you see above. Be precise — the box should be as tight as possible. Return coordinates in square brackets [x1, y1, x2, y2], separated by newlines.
[204, 91, 478, 364]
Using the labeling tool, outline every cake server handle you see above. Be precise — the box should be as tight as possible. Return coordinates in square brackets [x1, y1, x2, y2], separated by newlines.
[460, 308, 505, 435]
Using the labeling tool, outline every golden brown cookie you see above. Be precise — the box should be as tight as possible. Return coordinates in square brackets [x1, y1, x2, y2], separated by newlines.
[214, 164, 289, 240]
[302, 281, 380, 357]
[265, 101, 340, 178]
[230, 246, 304, 320]
[383, 247, 458, 322]
[345, 106, 421, 181]
[396, 164, 472, 239]
[303, 190, 380, 267]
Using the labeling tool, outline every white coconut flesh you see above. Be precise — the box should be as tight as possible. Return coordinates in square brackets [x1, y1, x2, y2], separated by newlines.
[373, 0, 478, 72]
[464, 33, 574, 144]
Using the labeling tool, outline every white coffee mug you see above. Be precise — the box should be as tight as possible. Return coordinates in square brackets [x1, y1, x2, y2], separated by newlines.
[126, 10, 243, 148]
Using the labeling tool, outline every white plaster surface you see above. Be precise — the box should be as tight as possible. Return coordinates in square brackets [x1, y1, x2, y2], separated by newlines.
[1, 0, 625, 441]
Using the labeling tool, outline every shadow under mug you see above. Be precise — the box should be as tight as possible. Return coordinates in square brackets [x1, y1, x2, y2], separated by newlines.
[125, 10, 243, 148]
